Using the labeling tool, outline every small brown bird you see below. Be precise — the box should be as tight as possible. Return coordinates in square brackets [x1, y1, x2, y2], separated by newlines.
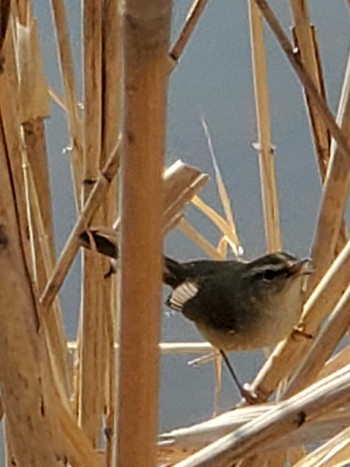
[162, 252, 313, 401]
[79, 228, 313, 402]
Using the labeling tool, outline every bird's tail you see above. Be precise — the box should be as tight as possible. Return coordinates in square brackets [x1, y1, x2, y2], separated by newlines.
[163, 256, 187, 288]
[79, 228, 185, 287]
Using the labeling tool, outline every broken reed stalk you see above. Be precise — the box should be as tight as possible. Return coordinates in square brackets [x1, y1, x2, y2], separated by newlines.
[254, 0, 350, 291]
[115, 2, 172, 466]
[248, 0, 281, 252]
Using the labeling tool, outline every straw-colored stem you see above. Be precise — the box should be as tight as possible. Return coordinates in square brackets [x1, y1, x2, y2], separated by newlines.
[289, 1, 348, 255]
[169, 0, 209, 63]
[78, 0, 105, 446]
[116, 2, 172, 466]
[248, 0, 281, 251]
[174, 364, 350, 466]
[100, 0, 122, 463]
[50, 0, 83, 203]
[289, 0, 330, 180]
[285, 282, 350, 397]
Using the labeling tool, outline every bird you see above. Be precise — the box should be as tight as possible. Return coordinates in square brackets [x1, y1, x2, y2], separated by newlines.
[78, 228, 313, 402]
[162, 252, 313, 402]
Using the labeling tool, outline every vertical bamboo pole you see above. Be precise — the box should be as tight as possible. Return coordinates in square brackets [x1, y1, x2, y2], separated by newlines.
[248, 0, 281, 251]
[116, 1, 172, 466]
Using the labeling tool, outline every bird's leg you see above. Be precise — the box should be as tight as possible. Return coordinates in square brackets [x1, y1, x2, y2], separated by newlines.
[219, 350, 259, 404]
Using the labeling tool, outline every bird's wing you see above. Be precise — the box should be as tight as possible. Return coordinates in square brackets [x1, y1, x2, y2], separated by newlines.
[166, 281, 199, 311]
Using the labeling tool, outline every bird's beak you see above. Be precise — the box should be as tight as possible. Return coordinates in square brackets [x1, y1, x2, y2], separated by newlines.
[289, 257, 314, 276]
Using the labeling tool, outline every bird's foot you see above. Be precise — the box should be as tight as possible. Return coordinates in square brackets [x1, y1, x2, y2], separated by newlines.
[240, 383, 261, 405]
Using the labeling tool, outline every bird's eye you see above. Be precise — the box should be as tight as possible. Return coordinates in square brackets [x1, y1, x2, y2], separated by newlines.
[262, 269, 278, 281]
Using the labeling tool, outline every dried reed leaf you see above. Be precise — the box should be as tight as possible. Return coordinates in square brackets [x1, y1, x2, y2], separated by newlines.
[191, 195, 242, 255]
[201, 117, 243, 257]
[201, 117, 234, 229]
[178, 218, 224, 260]
[163, 160, 209, 232]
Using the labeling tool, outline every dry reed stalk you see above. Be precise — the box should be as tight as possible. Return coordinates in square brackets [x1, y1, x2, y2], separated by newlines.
[169, 0, 208, 63]
[173, 364, 350, 467]
[17, 16, 70, 393]
[68, 340, 214, 355]
[289, 0, 330, 179]
[0, 8, 105, 465]
[290, 1, 348, 256]
[163, 161, 209, 232]
[294, 426, 350, 467]
[25, 160, 71, 391]
[116, 2, 172, 466]
[100, 1, 122, 464]
[248, 0, 281, 252]
[255, 0, 350, 291]
[284, 282, 350, 397]
[78, 0, 106, 446]
[40, 137, 121, 310]
[191, 195, 240, 248]
[317, 345, 350, 381]
[160, 402, 350, 452]
[50, 0, 83, 202]
[0, 66, 61, 467]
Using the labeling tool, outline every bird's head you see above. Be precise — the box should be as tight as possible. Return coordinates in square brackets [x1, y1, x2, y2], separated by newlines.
[240, 252, 314, 310]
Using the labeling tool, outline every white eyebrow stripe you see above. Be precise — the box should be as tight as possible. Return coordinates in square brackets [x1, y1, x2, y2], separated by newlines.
[169, 281, 199, 311]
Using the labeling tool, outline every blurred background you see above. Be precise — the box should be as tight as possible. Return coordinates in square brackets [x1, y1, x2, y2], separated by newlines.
[30, 0, 350, 433]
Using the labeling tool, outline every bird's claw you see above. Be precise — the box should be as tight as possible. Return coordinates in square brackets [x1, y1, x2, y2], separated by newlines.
[240, 383, 261, 405]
